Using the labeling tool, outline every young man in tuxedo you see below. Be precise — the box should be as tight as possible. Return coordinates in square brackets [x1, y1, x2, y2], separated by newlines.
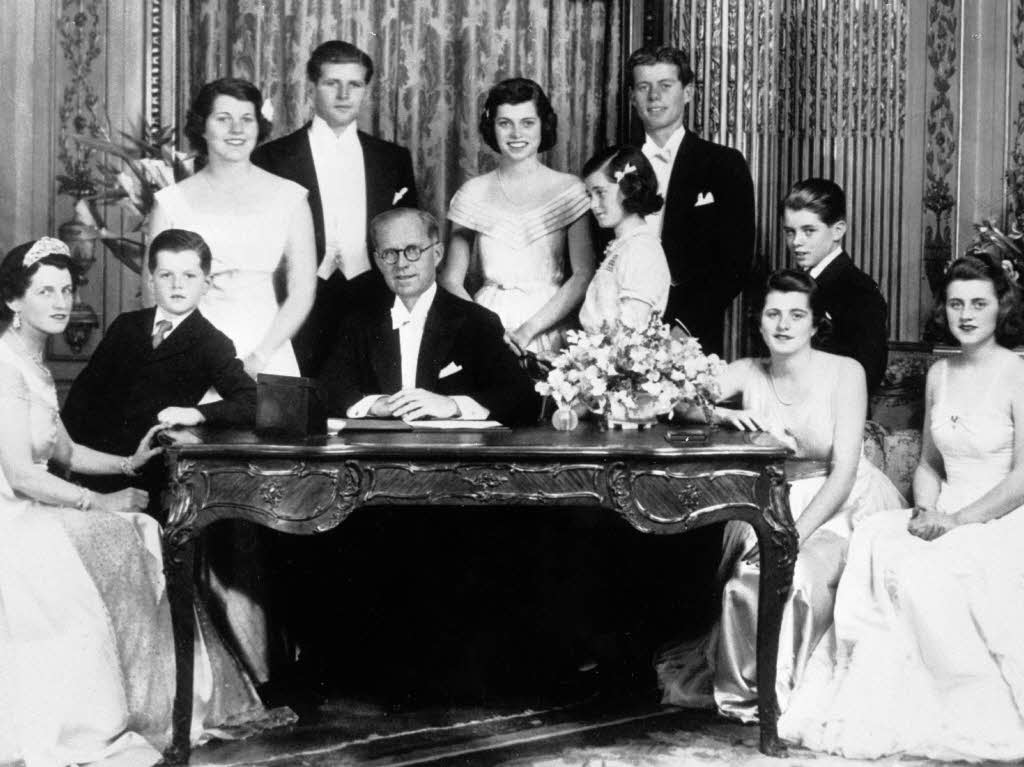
[628, 45, 756, 357]
[252, 40, 419, 376]
[782, 177, 889, 394]
[318, 207, 539, 425]
[61, 228, 256, 518]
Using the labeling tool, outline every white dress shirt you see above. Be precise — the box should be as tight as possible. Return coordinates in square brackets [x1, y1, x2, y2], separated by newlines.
[309, 116, 369, 281]
[346, 283, 489, 419]
[808, 246, 843, 279]
[641, 125, 687, 237]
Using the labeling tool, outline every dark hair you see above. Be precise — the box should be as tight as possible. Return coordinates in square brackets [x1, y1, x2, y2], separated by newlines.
[582, 145, 663, 217]
[478, 78, 558, 154]
[755, 268, 827, 328]
[307, 40, 374, 83]
[926, 252, 1024, 348]
[369, 208, 440, 251]
[148, 228, 213, 274]
[184, 78, 272, 157]
[780, 178, 846, 226]
[626, 45, 695, 88]
[0, 240, 82, 323]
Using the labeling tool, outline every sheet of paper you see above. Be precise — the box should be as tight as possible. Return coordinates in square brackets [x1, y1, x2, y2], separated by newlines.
[406, 419, 505, 430]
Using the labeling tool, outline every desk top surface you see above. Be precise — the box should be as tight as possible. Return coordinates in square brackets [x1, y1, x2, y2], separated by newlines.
[164, 423, 788, 462]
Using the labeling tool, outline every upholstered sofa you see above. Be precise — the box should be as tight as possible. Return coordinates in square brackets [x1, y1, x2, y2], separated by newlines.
[863, 420, 921, 501]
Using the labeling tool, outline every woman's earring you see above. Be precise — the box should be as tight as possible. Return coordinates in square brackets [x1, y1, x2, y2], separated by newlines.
[11, 311, 21, 330]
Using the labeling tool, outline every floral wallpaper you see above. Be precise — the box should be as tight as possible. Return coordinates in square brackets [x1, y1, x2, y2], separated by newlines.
[185, 0, 621, 223]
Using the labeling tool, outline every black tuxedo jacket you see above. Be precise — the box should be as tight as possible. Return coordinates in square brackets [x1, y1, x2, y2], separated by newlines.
[812, 252, 889, 394]
[318, 287, 540, 426]
[653, 131, 756, 355]
[62, 307, 256, 457]
[253, 125, 419, 376]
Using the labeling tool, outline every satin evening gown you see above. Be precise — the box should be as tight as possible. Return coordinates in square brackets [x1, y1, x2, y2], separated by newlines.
[0, 335, 264, 767]
[779, 358, 1024, 762]
[447, 173, 589, 354]
[657, 354, 906, 722]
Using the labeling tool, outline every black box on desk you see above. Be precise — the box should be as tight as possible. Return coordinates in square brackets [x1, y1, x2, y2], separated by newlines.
[256, 373, 326, 436]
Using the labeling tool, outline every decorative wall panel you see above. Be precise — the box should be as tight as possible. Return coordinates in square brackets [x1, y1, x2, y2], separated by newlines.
[670, 0, 909, 342]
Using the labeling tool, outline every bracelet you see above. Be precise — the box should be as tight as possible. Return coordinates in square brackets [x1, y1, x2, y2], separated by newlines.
[119, 456, 138, 477]
[76, 487, 93, 511]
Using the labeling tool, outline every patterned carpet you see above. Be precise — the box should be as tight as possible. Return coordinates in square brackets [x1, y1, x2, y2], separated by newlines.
[193, 697, 1006, 767]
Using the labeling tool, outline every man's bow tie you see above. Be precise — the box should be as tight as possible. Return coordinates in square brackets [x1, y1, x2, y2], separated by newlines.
[391, 306, 411, 330]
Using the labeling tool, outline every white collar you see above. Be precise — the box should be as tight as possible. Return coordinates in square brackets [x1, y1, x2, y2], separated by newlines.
[642, 125, 687, 160]
[808, 247, 844, 279]
[310, 115, 360, 147]
[391, 282, 438, 329]
[154, 306, 194, 332]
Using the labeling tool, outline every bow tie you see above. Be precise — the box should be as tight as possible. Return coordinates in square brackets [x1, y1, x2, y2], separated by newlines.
[391, 306, 412, 330]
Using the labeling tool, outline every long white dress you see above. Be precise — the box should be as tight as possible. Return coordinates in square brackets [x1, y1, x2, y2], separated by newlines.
[447, 173, 589, 353]
[657, 355, 907, 722]
[0, 335, 265, 767]
[153, 180, 307, 375]
[779, 357, 1024, 762]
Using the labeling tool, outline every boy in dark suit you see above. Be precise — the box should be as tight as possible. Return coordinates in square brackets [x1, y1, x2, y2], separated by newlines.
[62, 228, 256, 516]
[781, 178, 889, 393]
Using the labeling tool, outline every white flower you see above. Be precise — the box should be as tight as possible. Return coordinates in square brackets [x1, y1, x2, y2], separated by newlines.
[139, 158, 175, 189]
[117, 170, 144, 208]
[260, 99, 275, 123]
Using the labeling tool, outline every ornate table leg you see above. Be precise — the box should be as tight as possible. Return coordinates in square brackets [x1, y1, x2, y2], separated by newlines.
[161, 528, 196, 765]
[754, 464, 798, 757]
[160, 458, 200, 765]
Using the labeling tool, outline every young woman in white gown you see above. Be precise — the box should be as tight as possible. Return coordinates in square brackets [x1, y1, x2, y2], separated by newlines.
[443, 78, 594, 355]
[149, 77, 316, 380]
[149, 78, 316, 682]
[0, 238, 264, 767]
[779, 252, 1024, 762]
[657, 269, 905, 722]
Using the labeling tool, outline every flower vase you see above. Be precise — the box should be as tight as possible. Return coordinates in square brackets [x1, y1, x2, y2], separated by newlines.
[551, 405, 580, 431]
[604, 394, 659, 430]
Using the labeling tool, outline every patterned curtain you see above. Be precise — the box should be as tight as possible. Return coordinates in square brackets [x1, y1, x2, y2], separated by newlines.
[185, 0, 621, 223]
[670, 0, 909, 341]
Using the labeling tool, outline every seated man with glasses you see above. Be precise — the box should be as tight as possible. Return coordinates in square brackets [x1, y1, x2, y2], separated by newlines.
[319, 207, 540, 425]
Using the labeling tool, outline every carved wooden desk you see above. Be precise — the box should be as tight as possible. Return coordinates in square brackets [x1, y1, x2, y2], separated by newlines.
[160, 425, 795, 763]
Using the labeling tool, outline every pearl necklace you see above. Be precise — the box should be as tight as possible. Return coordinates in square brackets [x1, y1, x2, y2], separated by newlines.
[768, 365, 794, 406]
[495, 166, 534, 207]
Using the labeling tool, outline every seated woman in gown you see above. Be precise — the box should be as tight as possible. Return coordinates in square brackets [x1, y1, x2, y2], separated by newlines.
[578, 145, 669, 332]
[657, 269, 905, 722]
[149, 77, 316, 380]
[0, 238, 265, 767]
[780, 251, 1024, 762]
[442, 77, 595, 355]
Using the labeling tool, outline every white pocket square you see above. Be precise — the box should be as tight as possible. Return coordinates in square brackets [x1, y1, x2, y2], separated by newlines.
[392, 187, 409, 205]
[439, 361, 463, 379]
[695, 191, 715, 207]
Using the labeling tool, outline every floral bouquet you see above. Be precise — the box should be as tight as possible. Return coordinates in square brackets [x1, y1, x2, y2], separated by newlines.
[535, 313, 725, 428]
[69, 123, 194, 273]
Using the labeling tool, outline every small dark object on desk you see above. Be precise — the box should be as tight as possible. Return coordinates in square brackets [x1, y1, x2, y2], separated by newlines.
[256, 373, 326, 436]
[665, 427, 710, 444]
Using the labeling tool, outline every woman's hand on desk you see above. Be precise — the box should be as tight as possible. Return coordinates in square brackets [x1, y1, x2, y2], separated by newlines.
[713, 407, 767, 432]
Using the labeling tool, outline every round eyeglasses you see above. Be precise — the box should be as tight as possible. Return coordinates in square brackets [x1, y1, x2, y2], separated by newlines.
[374, 242, 438, 265]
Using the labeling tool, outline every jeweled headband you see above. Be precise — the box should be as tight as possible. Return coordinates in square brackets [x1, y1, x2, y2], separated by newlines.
[23, 236, 70, 268]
